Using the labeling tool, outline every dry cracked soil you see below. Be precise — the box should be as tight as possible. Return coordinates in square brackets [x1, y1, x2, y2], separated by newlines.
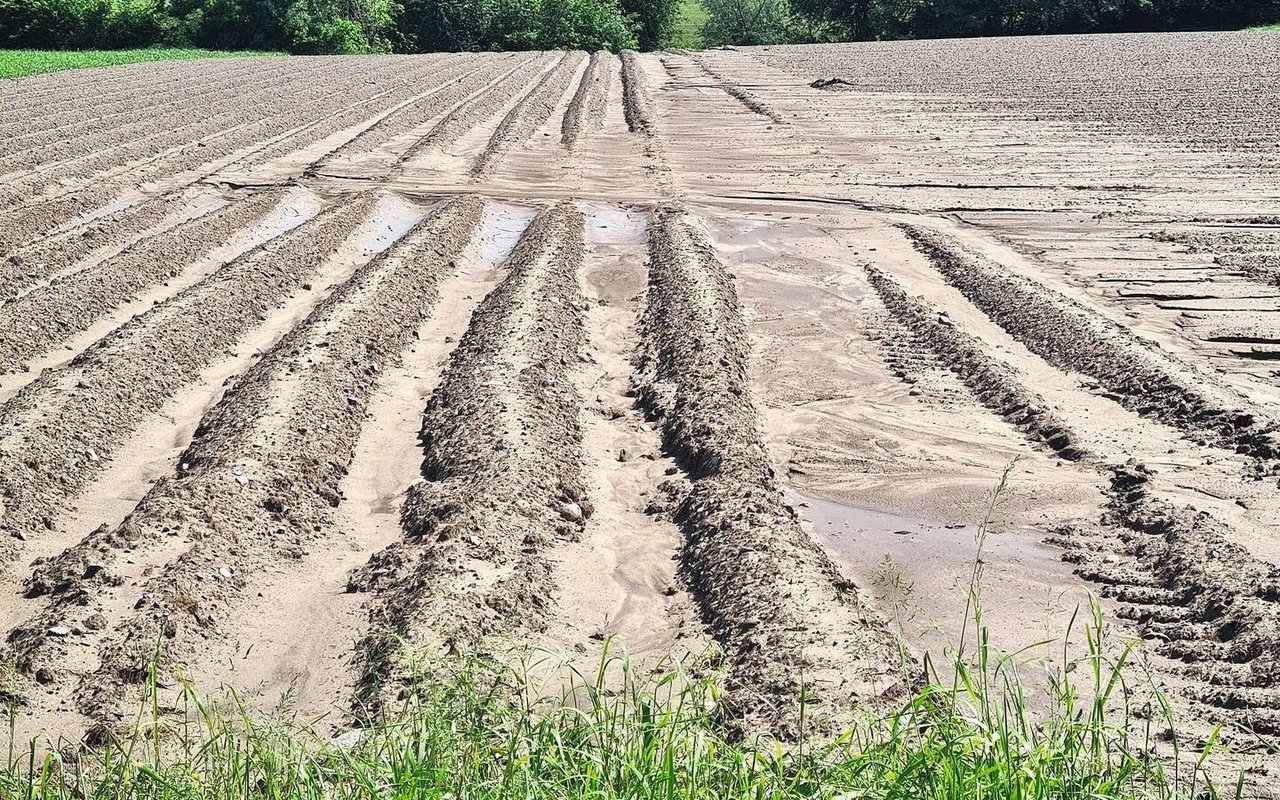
[1, 32, 1280, 786]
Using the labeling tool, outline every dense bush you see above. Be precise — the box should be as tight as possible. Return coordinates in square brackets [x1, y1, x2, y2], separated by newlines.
[393, 0, 636, 52]
[0, 0, 640, 53]
[0, 0, 1275, 54]
[0, 0, 396, 52]
[781, 0, 1280, 41]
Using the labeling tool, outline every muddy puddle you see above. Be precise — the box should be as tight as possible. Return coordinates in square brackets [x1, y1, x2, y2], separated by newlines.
[789, 488, 1101, 672]
[585, 204, 649, 246]
[479, 201, 539, 265]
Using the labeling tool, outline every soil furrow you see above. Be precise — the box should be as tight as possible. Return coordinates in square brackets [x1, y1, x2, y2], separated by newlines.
[349, 203, 588, 712]
[545, 206, 697, 671]
[0, 191, 283, 374]
[635, 206, 903, 736]
[562, 52, 613, 150]
[0, 60, 314, 179]
[688, 54, 785, 125]
[0, 195, 378, 572]
[0, 66, 390, 253]
[176, 203, 516, 731]
[5, 196, 484, 727]
[306, 56, 493, 173]
[0, 60, 378, 206]
[0, 196, 177, 300]
[393, 54, 551, 171]
[0, 60, 279, 144]
[471, 52, 585, 177]
[620, 51, 655, 136]
[902, 225, 1280, 461]
[864, 266, 1088, 461]
[226, 58, 461, 177]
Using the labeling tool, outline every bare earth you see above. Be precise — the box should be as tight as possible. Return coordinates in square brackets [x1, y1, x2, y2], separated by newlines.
[1, 32, 1279, 782]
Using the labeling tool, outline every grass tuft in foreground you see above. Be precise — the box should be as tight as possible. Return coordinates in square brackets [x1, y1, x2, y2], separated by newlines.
[0, 49, 284, 80]
[0, 595, 1240, 796]
[0, 616, 1236, 799]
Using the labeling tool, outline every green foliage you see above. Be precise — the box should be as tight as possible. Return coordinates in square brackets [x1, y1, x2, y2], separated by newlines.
[0, 599, 1238, 798]
[620, 0, 682, 48]
[700, 0, 797, 44]
[0, 47, 280, 78]
[789, 0, 1280, 40]
[394, 0, 637, 52]
[0, 0, 395, 54]
[667, 0, 708, 47]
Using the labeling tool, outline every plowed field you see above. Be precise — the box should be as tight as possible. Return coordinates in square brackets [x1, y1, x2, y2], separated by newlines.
[2, 34, 1279, 780]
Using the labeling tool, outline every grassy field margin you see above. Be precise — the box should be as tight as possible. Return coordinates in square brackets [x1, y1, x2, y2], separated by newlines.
[0, 48, 284, 79]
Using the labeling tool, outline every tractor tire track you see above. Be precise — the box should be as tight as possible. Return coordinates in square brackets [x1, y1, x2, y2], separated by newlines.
[902, 225, 1280, 461]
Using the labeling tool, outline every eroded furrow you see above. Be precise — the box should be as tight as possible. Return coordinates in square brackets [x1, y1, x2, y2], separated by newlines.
[0, 60, 278, 147]
[0, 59, 278, 140]
[0, 196, 176, 300]
[0, 60, 308, 179]
[636, 207, 903, 735]
[6, 196, 485, 726]
[0, 65, 388, 253]
[470, 52, 584, 177]
[0, 195, 378, 571]
[620, 51, 655, 136]
[0, 60, 374, 207]
[394, 54, 552, 171]
[688, 54, 785, 125]
[0, 190, 283, 374]
[562, 52, 613, 150]
[306, 56, 494, 174]
[349, 203, 587, 711]
[902, 225, 1280, 461]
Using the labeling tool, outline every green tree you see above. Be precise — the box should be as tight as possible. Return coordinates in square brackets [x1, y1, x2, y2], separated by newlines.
[620, 0, 680, 48]
[701, 0, 793, 44]
[395, 0, 489, 50]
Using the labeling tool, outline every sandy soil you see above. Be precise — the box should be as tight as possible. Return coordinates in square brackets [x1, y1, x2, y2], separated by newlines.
[1, 33, 1278, 785]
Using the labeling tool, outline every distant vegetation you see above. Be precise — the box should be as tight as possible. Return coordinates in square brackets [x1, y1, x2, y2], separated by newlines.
[0, 0, 1276, 55]
[0, 0, 668, 53]
[0, 47, 278, 78]
[701, 0, 1280, 46]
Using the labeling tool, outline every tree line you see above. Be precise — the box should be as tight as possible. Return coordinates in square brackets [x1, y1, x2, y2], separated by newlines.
[0, 0, 1275, 54]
